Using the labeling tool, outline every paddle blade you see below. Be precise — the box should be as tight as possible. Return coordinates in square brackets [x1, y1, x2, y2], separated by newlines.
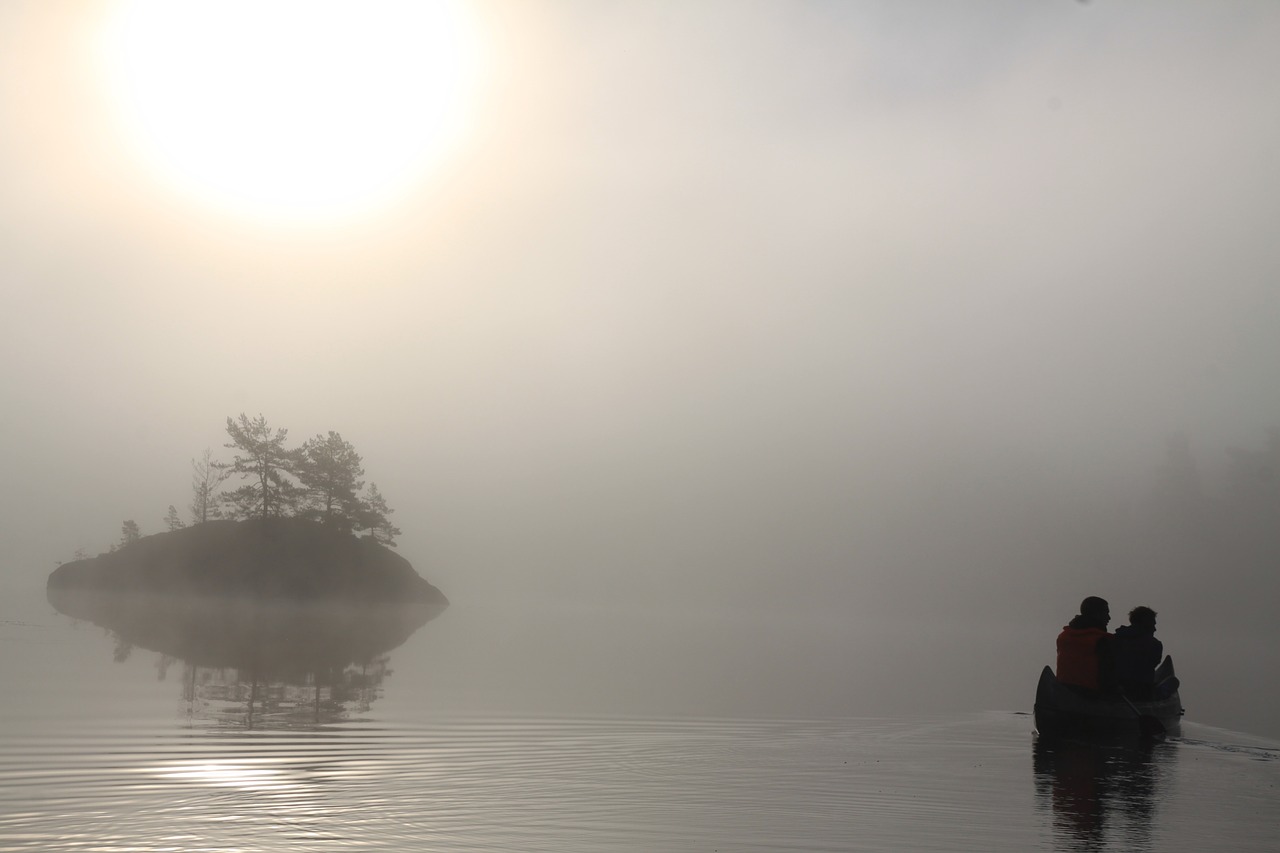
[1138, 714, 1166, 740]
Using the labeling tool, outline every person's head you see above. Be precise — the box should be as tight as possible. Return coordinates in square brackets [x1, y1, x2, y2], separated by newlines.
[1080, 596, 1110, 625]
[1128, 606, 1157, 629]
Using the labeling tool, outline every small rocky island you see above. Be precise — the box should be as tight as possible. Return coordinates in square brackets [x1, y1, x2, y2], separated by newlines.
[47, 517, 448, 677]
[44, 415, 448, 697]
[48, 413, 448, 607]
[48, 517, 448, 605]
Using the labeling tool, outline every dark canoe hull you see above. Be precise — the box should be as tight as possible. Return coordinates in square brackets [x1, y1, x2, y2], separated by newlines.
[1033, 657, 1183, 739]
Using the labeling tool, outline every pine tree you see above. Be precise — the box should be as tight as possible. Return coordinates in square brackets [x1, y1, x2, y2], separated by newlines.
[165, 505, 186, 531]
[297, 431, 365, 531]
[361, 482, 401, 547]
[221, 414, 301, 521]
[120, 520, 141, 547]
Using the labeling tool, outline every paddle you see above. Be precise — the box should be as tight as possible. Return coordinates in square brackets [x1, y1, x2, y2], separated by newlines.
[1119, 693, 1166, 740]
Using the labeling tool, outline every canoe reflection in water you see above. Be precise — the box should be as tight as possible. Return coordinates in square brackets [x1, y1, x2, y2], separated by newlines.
[48, 587, 445, 729]
[1033, 734, 1173, 852]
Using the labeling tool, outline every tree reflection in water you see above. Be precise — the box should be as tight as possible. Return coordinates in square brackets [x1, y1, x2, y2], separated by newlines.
[177, 656, 391, 729]
[1033, 734, 1173, 852]
[48, 587, 443, 729]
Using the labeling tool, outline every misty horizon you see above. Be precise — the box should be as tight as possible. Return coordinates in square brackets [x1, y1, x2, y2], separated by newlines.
[4, 0, 1280, 730]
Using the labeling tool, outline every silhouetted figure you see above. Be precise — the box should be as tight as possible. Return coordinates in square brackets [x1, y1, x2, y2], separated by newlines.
[1056, 596, 1114, 695]
[1113, 606, 1176, 699]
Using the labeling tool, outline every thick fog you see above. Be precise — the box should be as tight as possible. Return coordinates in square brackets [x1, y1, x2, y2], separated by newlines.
[3, 2, 1280, 722]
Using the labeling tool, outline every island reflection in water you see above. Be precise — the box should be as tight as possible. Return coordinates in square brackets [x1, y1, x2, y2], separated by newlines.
[1032, 734, 1173, 852]
[47, 586, 444, 729]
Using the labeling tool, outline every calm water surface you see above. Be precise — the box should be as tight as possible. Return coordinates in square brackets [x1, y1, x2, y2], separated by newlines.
[2, 585, 1277, 852]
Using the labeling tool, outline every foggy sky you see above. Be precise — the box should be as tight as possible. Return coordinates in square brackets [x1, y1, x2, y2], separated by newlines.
[4, 0, 1280, 638]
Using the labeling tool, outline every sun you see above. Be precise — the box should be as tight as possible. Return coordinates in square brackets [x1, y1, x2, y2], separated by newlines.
[97, 0, 482, 225]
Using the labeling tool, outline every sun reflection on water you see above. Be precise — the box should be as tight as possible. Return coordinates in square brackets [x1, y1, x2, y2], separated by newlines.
[151, 760, 297, 792]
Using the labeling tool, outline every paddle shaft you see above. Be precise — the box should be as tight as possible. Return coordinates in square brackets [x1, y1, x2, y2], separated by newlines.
[1119, 692, 1166, 739]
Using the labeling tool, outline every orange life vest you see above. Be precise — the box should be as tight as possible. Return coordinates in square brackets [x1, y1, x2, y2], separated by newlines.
[1056, 626, 1110, 690]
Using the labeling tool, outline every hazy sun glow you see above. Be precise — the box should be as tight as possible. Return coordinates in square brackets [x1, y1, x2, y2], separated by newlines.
[98, 0, 482, 225]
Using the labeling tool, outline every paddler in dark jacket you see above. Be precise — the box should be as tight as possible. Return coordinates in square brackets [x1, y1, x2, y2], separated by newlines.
[1113, 606, 1163, 699]
[1055, 596, 1115, 695]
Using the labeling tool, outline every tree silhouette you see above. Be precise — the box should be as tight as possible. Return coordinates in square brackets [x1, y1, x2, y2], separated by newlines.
[297, 431, 365, 531]
[190, 448, 229, 524]
[361, 482, 401, 547]
[222, 414, 301, 521]
[120, 520, 141, 547]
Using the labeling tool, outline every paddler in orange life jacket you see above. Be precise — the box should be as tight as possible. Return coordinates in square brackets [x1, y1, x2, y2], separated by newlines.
[1055, 596, 1116, 695]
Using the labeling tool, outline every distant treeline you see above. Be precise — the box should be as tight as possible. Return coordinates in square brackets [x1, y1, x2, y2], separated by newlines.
[110, 414, 401, 555]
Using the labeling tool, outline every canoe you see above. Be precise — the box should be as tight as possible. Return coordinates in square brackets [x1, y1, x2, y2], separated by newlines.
[1034, 655, 1183, 739]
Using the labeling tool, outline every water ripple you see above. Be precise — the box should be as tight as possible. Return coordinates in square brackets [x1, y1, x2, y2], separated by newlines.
[0, 715, 1039, 853]
[3, 715, 1279, 851]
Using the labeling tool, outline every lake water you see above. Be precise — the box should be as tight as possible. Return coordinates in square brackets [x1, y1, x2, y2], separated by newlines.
[2, 583, 1277, 852]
